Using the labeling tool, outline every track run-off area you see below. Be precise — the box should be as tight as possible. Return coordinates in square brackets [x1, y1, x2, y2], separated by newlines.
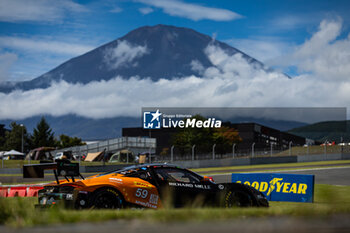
[1, 159, 350, 233]
[1, 159, 350, 185]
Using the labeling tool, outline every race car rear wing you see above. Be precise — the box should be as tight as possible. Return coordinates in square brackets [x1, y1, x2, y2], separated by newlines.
[23, 160, 84, 184]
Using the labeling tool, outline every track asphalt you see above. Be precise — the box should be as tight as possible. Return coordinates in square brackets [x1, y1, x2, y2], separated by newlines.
[1, 162, 350, 185]
[1, 161, 350, 232]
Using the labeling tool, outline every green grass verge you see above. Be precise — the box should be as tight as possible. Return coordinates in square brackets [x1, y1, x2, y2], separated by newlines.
[1, 159, 349, 174]
[192, 160, 350, 173]
[274, 145, 347, 156]
[1, 184, 350, 227]
[199, 165, 350, 176]
[0, 160, 40, 169]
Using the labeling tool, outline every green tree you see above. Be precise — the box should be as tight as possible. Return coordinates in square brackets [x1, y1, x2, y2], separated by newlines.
[57, 134, 85, 149]
[3, 122, 30, 152]
[172, 115, 215, 157]
[213, 126, 241, 155]
[172, 115, 242, 157]
[0, 124, 7, 150]
[0, 136, 4, 150]
[31, 117, 56, 148]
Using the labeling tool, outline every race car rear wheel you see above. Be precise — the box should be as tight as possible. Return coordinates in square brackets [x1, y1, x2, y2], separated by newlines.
[224, 190, 253, 207]
[92, 188, 124, 209]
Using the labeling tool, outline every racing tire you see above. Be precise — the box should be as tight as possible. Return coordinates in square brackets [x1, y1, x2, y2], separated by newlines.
[92, 188, 124, 209]
[224, 190, 253, 208]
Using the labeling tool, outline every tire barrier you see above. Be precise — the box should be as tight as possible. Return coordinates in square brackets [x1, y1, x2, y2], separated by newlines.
[0, 185, 44, 197]
[27, 186, 43, 197]
[0, 186, 9, 197]
[8, 186, 27, 197]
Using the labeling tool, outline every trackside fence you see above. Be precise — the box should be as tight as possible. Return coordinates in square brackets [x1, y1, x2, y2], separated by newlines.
[153, 144, 350, 163]
[53, 137, 156, 156]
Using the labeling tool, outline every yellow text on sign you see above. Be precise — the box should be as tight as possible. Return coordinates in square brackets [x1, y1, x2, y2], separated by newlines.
[236, 180, 308, 195]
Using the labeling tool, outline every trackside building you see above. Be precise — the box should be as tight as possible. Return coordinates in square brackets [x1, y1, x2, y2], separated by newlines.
[122, 122, 306, 155]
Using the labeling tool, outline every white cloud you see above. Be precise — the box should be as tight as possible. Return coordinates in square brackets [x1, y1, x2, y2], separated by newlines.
[0, 52, 18, 82]
[0, 0, 88, 23]
[272, 19, 350, 81]
[110, 7, 123, 13]
[190, 60, 204, 74]
[0, 36, 94, 56]
[269, 15, 309, 30]
[136, 0, 242, 21]
[104, 40, 149, 69]
[204, 44, 264, 76]
[1, 18, 350, 120]
[139, 7, 154, 15]
[297, 19, 342, 56]
[226, 38, 293, 63]
[0, 36, 98, 81]
[1, 42, 349, 120]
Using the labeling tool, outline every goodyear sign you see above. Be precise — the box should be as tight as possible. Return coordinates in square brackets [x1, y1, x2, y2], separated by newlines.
[232, 173, 315, 203]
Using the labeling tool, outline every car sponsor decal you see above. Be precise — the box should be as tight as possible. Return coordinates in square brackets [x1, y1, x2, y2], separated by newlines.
[135, 200, 157, 209]
[109, 178, 123, 184]
[168, 182, 211, 189]
[134, 188, 159, 209]
[135, 188, 148, 199]
[149, 194, 159, 205]
[133, 181, 153, 188]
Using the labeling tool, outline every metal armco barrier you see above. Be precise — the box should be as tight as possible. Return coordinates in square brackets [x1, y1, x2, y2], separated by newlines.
[0, 185, 44, 197]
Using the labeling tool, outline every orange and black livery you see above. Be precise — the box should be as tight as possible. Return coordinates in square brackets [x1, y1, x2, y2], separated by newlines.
[24, 161, 268, 209]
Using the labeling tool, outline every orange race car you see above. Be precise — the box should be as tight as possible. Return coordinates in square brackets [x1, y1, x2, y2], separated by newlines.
[23, 161, 268, 209]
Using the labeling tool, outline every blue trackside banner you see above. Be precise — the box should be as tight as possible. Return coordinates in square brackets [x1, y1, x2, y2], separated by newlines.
[231, 173, 315, 203]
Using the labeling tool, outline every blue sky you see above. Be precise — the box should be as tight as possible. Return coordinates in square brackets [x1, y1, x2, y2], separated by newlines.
[1, 0, 350, 121]
[0, 0, 349, 81]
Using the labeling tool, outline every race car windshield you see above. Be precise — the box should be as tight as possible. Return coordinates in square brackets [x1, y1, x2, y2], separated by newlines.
[95, 167, 131, 177]
[96, 165, 148, 177]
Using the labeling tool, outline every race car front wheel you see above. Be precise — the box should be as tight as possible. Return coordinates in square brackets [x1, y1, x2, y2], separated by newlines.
[92, 188, 124, 209]
[224, 190, 253, 207]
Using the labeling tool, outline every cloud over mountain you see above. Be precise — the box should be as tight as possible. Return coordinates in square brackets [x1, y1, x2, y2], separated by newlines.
[104, 40, 149, 69]
[0, 52, 17, 82]
[0, 21, 349, 121]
